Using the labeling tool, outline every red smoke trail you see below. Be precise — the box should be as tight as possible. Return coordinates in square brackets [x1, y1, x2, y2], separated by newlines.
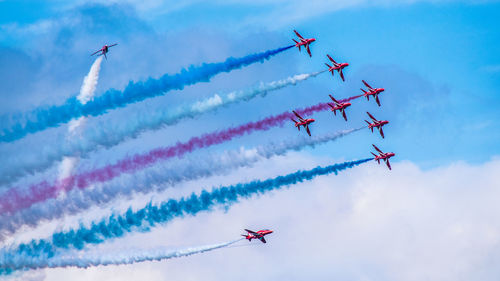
[0, 96, 359, 214]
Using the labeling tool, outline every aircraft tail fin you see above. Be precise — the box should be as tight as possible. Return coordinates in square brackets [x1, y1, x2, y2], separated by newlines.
[291, 118, 300, 131]
[292, 40, 300, 51]
[365, 120, 373, 131]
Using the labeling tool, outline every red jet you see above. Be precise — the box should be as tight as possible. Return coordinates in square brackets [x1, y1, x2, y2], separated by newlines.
[291, 110, 315, 136]
[371, 144, 395, 170]
[242, 229, 273, 243]
[328, 94, 351, 121]
[361, 80, 385, 106]
[91, 43, 118, 59]
[325, 54, 349, 82]
[365, 112, 389, 138]
[293, 30, 316, 57]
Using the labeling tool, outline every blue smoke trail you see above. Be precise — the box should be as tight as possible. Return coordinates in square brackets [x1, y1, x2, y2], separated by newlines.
[0, 128, 362, 236]
[0, 45, 294, 143]
[0, 69, 321, 186]
[0, 158, 371, 273]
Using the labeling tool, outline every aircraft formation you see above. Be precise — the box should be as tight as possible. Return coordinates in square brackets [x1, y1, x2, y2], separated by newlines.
[0, 30, 402, 274]
[291, 29, 395, 171]
[241, 30, 395, 245]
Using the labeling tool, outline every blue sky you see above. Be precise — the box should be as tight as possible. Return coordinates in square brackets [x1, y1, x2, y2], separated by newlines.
[1, 0, 498, 168]
[1, 1, 500, 280]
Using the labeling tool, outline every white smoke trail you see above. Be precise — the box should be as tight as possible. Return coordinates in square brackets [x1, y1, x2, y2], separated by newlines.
[54, 57, 103, 196]
[0, 70, 325, 186]
[77, 57, 102, 105]
[56, 157, 79, 182]
[3, 239, 242, 270]
[0, 128, 362, 237]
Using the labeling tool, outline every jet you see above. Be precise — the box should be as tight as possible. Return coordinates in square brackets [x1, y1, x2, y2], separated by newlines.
[361, 80, 385, 106]
[91, 43, 118, 59]
[365, 112, 389, 138]
[293, 30, 316, 57]
[242, 229, 273, 244]
[325, 54, 349, 81]
[371, 144, 395, 170]
[328, 94, 351, 121]
[291, 110, 315, 136]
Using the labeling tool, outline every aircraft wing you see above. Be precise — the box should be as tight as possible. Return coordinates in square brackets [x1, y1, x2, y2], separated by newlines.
[385, 159, 392, 170]
[329, 94, 339, 105]
[342, 109, 348, 121]
[379, 127, 385, 138]
[327, 54, 337, 64]
[339, 69, 345, 81]
[293, 110, 304, 120]
[367, 112, 377, 121]
[362, 80, 373, 89]
[245, 229, 257, 234]
[109, 43, 118, 47]
[306, 45, 312, 57]
[372, 144, 383, 154]
[90, 49, 102, 56]
[306, 125, 311, 136]
[294, 30, 304, 39]
[259, 237, 267, 243]
[375, 95, 381, 106]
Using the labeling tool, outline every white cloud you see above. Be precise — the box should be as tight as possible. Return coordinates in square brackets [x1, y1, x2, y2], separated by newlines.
[32, 153, 500, 281]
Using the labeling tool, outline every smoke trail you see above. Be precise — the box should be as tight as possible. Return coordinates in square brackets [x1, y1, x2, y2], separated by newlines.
[78, 57, 103, 105]
[0, 158, 371, 273]
[56, 57, 103, 195]
[0, 128, 362, 235]
[0, 97, 353, 214]
[0, 45, 294, 143]
[0, 70, 324, 185]
[5, 239, 242, 270]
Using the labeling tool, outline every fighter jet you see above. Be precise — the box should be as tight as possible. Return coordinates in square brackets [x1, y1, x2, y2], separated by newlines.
[328, 94, 352, 121]
[91, 43, 118, 59]
[325, 54, 349, 81]
[242, 229, 273, 243]
[365, 112, 389, 138]
[361, 80, 385, 106]
[291, 110, 315, 136]
[371, 144, 395, 170]
[292, 30, 316, 57]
